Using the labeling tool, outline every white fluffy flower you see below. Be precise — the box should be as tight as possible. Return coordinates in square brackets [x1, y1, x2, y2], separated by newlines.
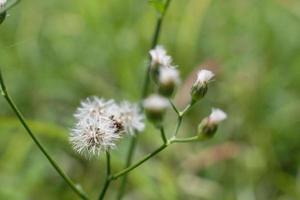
[70, 116, 120, 156]
[74, 97, 114, 120]
[118, 101, 145, 135]
[143, 94, 169, 112]
[149, 45, 172, 67]
[194, 69, 215, 86]
[159, 67, 180, 86]
[208, 108, 227, 124]
[70, 97, 123, 156]
[0, 0, 6, 8]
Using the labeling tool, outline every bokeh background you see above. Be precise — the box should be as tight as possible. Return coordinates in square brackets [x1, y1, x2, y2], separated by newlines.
[1, 0, 300, 199]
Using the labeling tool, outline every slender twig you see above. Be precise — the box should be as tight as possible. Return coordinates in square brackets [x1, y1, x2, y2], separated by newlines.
[173, 116, 183, 137]
[171, 136, 199, 144]
[159, 126, 167, 144]
[0, 70, 89, 200]
[111, 144, 168, 180]
[111, 134, 204, 180]
[141, 0, 172, 99]
[98, 151, 112, 200]
[116, 137, 137, 200]
[117, 1, 174, 199]
[169, 99, 180, 116]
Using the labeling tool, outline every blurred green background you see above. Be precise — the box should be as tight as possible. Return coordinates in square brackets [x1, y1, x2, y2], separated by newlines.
[1, 0, 300, 199]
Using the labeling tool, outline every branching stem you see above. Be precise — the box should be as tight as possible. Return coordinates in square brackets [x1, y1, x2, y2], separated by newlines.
[0, 70, 89, 200]
[98, 151, 112, 200]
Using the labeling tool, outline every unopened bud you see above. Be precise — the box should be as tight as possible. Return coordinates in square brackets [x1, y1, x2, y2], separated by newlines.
[158, 67, 180, 97]
[191, 69, 214, 101]
[198, 108, 227, 138]
[143, 94, 169, 125]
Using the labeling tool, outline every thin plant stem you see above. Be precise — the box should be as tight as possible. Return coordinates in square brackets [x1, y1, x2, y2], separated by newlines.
[169, 99, 180, 116]
[141, 0, 172, 99]
[160, 126, 167, 144]
[173, 102, 195, 137]
[111, 134, 204, 180]
[171, 136, 199, 144]
[116, 136, 138, 200]
[0, 70, 89, 200]
[98, 151, 112, 200]
[173, 116, 183, 137]
[117, 1, 173, 199]
[111, 144, 168, 180]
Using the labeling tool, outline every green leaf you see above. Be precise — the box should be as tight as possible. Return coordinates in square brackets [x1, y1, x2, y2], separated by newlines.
[148, 0, 165, 15]
[0, 0, 20, 14]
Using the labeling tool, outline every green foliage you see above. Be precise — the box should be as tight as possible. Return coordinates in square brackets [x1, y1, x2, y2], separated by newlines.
[149, 0, 166, 15]
[1, 0, 300, 199]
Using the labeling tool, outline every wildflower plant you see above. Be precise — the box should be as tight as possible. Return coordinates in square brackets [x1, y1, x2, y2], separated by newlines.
[0, 1, 227, 200]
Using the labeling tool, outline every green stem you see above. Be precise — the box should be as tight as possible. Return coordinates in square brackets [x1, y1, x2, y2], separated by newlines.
[170, 136, 199, 144]
[116, 137, 137, 200]
[117, 1, 173, 199]
[159, 126, 167, 144]
[141, 0, 172, 99]
[98, 151, 112, 200]
[0, 70, 88, 200]
[169, 99, 180, 116]
[111, 144, 168, 180]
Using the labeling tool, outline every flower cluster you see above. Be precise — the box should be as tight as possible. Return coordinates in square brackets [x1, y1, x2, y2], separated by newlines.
[70, 97, 144, 156]
[149, 46, 180, 97]
[145, 45, 226, 134]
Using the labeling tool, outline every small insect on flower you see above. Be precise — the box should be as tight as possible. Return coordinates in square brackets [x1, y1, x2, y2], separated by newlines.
[149, 45, 172, 68]
[70, 97, 122, 157]
[198, 108, 227, 138]
[191, 69, 215, 101]
[118, 101, 145, 135]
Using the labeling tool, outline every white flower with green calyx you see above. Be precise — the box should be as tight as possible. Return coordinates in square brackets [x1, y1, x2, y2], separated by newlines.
[143, 94, 169, 125]
[198, 108, 227, 138]
[191, 69, 215, 102]
[158, 66, 180, 97]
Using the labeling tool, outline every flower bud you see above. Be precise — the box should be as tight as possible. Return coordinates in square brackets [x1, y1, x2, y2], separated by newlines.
[149, 45, 172, 81]
[0, 0, 6, 8]
[198, 108, 227, 138]
[158, 67, 180, 97]
[191, 69, 214, 102]
[143, 94, 169, 125]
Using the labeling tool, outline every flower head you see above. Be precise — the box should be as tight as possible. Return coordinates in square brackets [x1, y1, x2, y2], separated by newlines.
[110, 101, 145, 135]
[198, 108, 227, 138]
[143, 94, 169, 125]
[159, 67, 180, 86]
[0, 0, 6, 8]
[208, 108, 227, 124]
[191, 69, 215, 101]
[70, 97, 123, 157]
[158, 67, 180, 97]
[194, 69, 215, 87]
[143, 94, 169, 112]
[149, 45, 172, 68]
